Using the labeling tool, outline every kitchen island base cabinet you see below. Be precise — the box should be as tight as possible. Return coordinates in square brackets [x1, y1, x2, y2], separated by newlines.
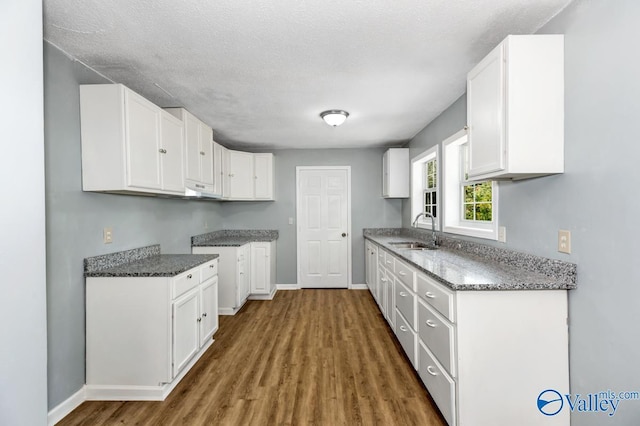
[249, 241, 277, 300]
[85, 259, 218, 401]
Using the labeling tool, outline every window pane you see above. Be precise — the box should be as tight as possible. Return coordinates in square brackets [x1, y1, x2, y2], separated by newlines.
[427, 161, 434, 175]
[476, 203, 492, 221]
[432, 207, 437, 218]
[432, 192, 436, 205]
[475, 182, 492, 202]
[464, 204, 474, 220]
[425, 192, 431, 205]
[464, 185, 474, 202]
[432, 174, 437, 188]
[427, 175, 434, 188]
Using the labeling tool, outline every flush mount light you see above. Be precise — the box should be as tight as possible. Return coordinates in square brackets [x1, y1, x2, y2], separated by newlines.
[320, 110, 349, 127]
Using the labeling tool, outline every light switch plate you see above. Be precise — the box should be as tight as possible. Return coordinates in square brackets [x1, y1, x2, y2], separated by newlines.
[498, 226, 506, 243]
[103, 227, 113, 244]
[558, 230, 571, 254]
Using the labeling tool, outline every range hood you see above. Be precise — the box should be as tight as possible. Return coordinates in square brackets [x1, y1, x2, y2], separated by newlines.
[184, 182, 220, 199]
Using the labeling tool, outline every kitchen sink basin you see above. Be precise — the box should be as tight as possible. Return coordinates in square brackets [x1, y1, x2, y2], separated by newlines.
[388, 241, 438, 250]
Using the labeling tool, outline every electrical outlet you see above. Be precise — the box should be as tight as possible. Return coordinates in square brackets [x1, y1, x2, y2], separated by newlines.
[498, 226, 506, 243]
[558, 230, 571, 254]
[103, 227, 113, 244]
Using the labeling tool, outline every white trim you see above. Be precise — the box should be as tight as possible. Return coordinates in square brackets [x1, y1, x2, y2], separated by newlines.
[350, 284, 368, 290]
[295, 166, 352, 289]
[48, 386, 86, 426]
[85, 338, 214, 401]
[442, 129, 499, 241]
[276, 284, 300, 290]
[248, 286, 277, 300]
[411, 145, 440, 231]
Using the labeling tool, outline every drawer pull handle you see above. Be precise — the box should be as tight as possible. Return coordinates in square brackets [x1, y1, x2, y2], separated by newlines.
[425, 292, 436, 299]
[398, 271, 407, 276]
[386, 260, 392, 264]
[381, 278, 387, 282]
[197, 317, 202, 323]
[426, 366, 438, 376]
[202, 313, 207, 317]
[426, 319, 437, 328]
[399, 325, 407, 332]
[210, 264, 215, 268]
[399, 291, 408, 297]
[187, 274, 193, 279]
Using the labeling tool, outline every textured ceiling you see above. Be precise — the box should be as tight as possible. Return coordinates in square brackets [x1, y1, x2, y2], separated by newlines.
[43, 0, 573, 149]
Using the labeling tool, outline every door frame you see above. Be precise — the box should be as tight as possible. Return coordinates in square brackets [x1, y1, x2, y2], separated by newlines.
[295, 166, 352, 289]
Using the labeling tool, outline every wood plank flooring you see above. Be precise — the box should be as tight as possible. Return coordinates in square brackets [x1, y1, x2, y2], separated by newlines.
[59, 290, 446, 425]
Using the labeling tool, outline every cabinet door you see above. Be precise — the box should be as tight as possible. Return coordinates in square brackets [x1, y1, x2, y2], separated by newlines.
[222, 146, 230, 198]
[229, 150, 255, 199]
[199, 277, 218, 347]
[124, 89, 162, 190]
[382, 151, 389, 197]
[212, 142, 223, 196]
[184, 112, 201, 183]
[254, 153, 273, 200]
[467, 43, 506, 177]
[172, 288, 200, 378]
[160, 110, 185, 193]
[200, 124, 214, 185]
[250, 242, 270, 294]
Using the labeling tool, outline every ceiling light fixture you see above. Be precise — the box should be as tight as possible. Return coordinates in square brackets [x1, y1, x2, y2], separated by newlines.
[320, 110, 349, 127]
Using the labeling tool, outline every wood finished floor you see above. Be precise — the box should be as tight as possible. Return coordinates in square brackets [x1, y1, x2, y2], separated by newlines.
[60, 290, 446, 425]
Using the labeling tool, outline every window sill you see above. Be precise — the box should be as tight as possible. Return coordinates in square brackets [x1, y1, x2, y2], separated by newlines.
[443, 224, 497, 240]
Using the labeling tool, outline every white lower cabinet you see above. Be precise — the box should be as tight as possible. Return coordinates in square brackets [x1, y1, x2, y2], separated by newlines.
[85, 259, 218, 400]
[250, 241, 277, 298]
[193, 241, 276, 314]
[367, 241, 569, 426]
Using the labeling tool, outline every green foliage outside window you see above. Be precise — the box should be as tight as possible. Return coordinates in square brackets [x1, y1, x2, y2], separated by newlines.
[463, 181, 492, 221]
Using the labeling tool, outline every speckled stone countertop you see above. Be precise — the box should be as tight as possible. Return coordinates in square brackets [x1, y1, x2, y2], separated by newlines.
[364, 228, 576, 291]
[84, 244, 218, 277]
[191, 229, 279, 247]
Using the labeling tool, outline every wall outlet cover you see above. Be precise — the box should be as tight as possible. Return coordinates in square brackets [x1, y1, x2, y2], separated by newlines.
[103, 227, 113, 244]
[558, 230, 571, 254]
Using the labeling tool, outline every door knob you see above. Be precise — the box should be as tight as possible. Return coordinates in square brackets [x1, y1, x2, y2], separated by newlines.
[342, 233, 347, 237]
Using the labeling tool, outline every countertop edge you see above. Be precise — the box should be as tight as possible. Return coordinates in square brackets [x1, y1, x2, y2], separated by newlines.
[84, 254, 219, 278]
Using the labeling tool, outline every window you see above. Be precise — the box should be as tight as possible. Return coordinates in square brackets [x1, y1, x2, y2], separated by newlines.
[442, 129, 498, 240]
[411, 146, 439, 230]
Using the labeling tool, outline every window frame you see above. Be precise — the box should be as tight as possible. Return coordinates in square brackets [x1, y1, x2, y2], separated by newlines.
[442, 129, 499, 240]
[410, 146, 439, 231]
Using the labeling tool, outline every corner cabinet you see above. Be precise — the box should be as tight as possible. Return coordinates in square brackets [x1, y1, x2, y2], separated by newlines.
[466, 35, 564, 180]
[383, 148, 409, 198]
[85, 259, 218, 400]
[249, 241, 277, 298]
[225, 151, 274, 200]
[79, 84, 185, 196]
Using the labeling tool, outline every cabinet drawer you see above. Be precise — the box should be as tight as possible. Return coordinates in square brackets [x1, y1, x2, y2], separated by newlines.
[381, 250, 395, 272]
[200, 259, 218, 282]
[418, 299, 456, 376]
[418, 341, 456, 426]
[394, 258, 416, 291]
[377, 247, 386, 265]
[172, 269, 199, 299]
[395, 280, 416, 330]
[395, 309, 417, 368]
[417, 273, 456, 322]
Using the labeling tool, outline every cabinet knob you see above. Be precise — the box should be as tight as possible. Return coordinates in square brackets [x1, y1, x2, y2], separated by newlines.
[158, 148, 167, 154]
[187, 274, 193, 279]
[342, 233, 347, 237]
[197, 317, 202, 323]
[200, 151, 205, 156]
[202, 313, 207, 317]
[209, 264, 215, 268]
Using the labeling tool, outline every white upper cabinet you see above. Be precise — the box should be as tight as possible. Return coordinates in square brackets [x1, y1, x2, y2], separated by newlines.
[383, 148, 409, 198]
[165, 108, 215, 193]
[79, 84, 184, 196]
[467, 35, 564, 180]
[253, 153, 274, 200]
[228, 150, 255, 199]
[212, 141, 224, 197]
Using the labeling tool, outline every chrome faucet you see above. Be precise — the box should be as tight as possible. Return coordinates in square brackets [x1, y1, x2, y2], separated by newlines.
[412, 212, 438, 247]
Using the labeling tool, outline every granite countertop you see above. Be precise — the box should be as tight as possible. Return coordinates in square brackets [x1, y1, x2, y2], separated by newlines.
[364, 228, 576, 291]
[84, 244, 218, 277]
[191, 229, 279, 247]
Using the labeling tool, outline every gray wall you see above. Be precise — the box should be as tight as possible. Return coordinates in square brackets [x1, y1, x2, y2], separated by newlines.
[403, 1, 640, 423]
[0, 1, 48, 424]
[44, 43, 225, 409]
[221, 149, 403, 284]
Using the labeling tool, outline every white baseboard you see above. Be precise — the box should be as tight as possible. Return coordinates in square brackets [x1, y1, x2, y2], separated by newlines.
[276, 284, 300, 290]
[248, 286, 277, 300]
[48, 386, 86, 426]
[350, 283, 368, 290]
[49, 340, 216, 424]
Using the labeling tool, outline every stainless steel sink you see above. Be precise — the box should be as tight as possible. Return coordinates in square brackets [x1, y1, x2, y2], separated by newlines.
[388, 241, 438, 250]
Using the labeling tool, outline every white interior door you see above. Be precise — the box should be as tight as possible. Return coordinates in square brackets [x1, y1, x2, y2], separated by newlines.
[297, 167, 351, 288]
